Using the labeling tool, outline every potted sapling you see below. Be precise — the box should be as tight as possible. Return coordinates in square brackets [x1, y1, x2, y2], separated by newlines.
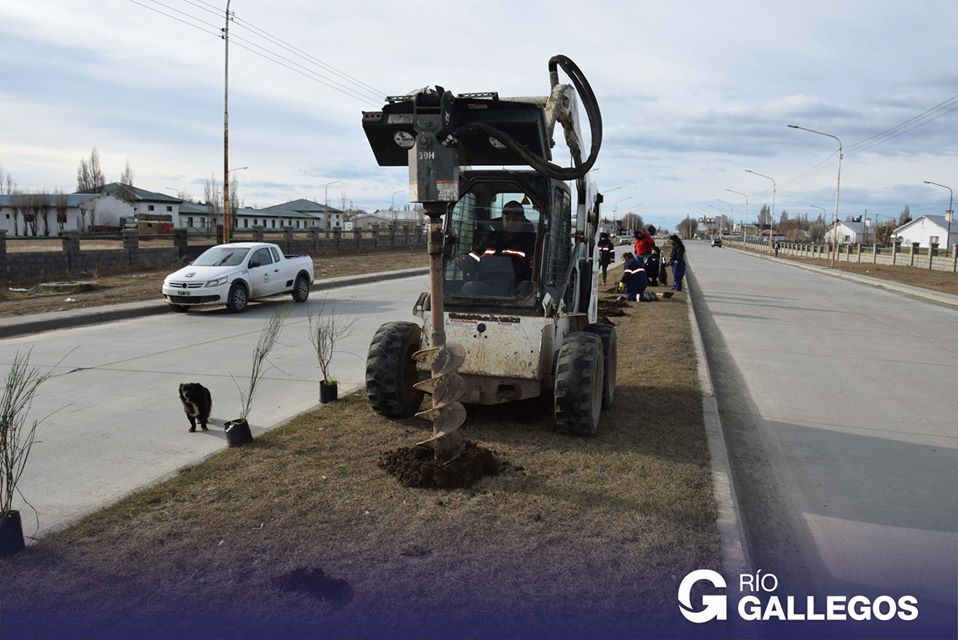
[0, 350, 55, 556]
[307, 298, 356, 404]
[226, 307, 288, 446]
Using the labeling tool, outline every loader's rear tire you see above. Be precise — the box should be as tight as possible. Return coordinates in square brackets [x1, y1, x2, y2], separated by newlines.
[366, 321, 424, 418]
[584, 323, 617, 409]
[554, 332, 604, 436]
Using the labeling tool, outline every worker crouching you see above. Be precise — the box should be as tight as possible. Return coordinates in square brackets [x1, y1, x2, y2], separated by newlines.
[619, 252, 648, 302]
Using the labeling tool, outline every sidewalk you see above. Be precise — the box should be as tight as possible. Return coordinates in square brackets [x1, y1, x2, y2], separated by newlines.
[728, 246, 958, 309]
[0, 267, 428, 339]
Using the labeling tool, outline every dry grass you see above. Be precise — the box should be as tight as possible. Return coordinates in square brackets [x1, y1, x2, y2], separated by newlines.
[0, 248, 428, 317]
[0, 283, 718, 639]
[735, 242, 958, 296]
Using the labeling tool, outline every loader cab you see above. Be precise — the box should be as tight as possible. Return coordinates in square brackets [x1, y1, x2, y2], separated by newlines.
[444, 170, 572, 312]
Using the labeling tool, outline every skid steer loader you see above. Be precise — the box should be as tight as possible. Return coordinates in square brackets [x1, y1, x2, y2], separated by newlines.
[363, 56, 616, 462]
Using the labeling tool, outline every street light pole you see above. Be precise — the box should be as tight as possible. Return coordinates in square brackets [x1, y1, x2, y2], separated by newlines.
[391, 189, 406, 210]
[614, 196, 632, 231]
[788, 124, 843, 267]
[745, 169, 776, 253]
[726, 189, 748, 245]
[924, 180, 953, 253]
[716, 198, 734, 236]
[324, 180, 342, 208]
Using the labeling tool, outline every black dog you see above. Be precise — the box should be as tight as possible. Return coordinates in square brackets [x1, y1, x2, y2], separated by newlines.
[179, 383, 212, 432]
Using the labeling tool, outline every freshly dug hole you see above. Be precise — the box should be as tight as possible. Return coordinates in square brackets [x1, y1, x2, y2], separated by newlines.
[378, 441, 504, 489]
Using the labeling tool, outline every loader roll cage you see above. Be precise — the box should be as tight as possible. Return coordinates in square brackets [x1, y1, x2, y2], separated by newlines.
[442, 171, 572, 312]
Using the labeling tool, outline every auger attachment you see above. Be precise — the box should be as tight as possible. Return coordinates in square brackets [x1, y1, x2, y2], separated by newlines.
[413, 343, 467, 462]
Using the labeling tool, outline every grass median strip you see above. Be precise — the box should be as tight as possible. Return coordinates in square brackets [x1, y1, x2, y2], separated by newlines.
[0, 284, 719, 638]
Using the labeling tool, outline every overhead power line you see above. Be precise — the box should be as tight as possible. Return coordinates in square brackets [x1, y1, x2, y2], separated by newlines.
[778, 91, 958, 191]
[129, 0, 384, 107]
[129, 0, 221, 37]
[183, 0, 385, 100]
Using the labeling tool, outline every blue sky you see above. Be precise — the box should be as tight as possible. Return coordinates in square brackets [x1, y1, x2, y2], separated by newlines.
[2, 0, 957, 230]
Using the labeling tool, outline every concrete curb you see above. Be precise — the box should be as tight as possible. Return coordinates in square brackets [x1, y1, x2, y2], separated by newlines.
[726, 245, 958, 309]
[685, 268, 752, 582]
[0, 267, 428, 339]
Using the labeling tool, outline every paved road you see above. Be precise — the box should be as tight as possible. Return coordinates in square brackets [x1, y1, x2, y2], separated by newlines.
[687, 242, 957, 636]
[2, 275, 427, 537]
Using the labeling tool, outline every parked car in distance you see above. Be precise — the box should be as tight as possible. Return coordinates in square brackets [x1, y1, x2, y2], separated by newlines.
[711, 237, 723, 247]
[162, 242, 314, 313]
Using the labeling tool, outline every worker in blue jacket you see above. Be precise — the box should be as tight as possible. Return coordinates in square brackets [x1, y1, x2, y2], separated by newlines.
[619, 251, 648, 302]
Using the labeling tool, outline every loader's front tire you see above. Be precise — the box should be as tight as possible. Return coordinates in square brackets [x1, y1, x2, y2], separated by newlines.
[366, 321, 424, 418]
[554, 332, 604, 436]
[584, 323, 617, 409]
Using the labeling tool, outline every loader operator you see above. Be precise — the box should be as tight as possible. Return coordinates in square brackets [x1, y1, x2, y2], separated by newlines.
[459, 200, 536, 297]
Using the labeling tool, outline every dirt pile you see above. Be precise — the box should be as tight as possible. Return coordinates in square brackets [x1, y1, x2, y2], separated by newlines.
[597, 297, 630, 317]
[378, 441, 504, 489]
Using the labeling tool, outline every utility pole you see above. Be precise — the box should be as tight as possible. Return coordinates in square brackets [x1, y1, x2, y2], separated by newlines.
[222, 0, 233, 243]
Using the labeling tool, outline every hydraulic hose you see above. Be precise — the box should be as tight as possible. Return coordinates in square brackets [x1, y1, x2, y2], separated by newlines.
[450, 55, 602, 181]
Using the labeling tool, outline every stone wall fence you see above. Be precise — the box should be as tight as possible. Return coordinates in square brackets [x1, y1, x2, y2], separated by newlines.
[0, 226, 426, 284]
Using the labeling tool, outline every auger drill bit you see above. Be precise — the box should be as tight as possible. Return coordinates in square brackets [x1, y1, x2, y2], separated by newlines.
[413, 343, 467, 462]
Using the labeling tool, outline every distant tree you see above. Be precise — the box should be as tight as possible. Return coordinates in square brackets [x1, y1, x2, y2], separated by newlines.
[23, 192, 42, 236]
[898, 206, 911, 225]
[0, 166, 9, 195]
[204, 174, 220, 236]
[677, 217, 698, 237]
[120, 160, 134, 187]
[37, 194, 53, 236]
[55, 190, 69, 233]
[620, 212, 644, 233]
[76, 148, 106, 192]
[80, 199, 97, 231]
[756, 204, 771, 229]
[808, 214, 826, 242]
[229, 175, 239, 229]
[876, 220, 897, 245]
[10, 190, 25, 236]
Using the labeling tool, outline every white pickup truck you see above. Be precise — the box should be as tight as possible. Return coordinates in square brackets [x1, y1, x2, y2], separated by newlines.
[162, 242, 314, 313]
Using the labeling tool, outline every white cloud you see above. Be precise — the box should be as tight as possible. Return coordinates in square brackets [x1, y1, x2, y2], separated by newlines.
[1, 0, 957, 229]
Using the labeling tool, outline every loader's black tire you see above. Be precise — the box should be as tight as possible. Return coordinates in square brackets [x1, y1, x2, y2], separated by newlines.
[584, 323, 617, 409]
[554, 332, 604, 436]
[366, 321, 424, 418]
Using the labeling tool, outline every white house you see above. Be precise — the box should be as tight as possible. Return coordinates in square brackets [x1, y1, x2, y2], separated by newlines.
[893, 215, 956, 250]
[824, 220, 865, 244]
[95, 183, 182, 225]
[0, 192, 132, 237]
[261, 199, 342, 230]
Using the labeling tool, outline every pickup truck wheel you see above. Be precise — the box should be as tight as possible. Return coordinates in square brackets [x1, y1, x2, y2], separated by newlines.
[169, 304, 189, 313]
[225, 282, 248, 313]
[366, 321, 424, 418]
[554, 332, 604, 436]
[584, 323, 617, 409]
[291, 274, 310, 303]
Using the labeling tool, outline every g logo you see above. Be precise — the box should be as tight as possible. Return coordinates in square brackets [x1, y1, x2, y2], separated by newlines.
[678, 569, 727, 623]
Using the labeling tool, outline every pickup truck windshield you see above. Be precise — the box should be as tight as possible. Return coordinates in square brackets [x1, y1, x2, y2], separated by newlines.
[193, 247, 251, 267]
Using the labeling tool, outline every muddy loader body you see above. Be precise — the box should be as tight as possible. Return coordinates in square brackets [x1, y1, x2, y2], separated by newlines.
[363, 56, 616, 458]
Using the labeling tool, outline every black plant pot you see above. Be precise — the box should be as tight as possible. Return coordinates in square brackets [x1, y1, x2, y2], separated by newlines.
[224, 418, 253, 447]
[320, 381, 338, 404]
[0, 510, 26, 556]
